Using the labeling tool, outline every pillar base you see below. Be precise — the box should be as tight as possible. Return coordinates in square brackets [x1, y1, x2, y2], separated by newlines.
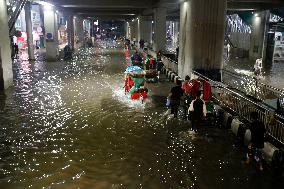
[0, 77, 13, 90]
[0, 69, 4, 90]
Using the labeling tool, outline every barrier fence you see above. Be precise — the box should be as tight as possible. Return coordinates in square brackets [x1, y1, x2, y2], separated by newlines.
[193, 71, 284, 145]
[222, 69, 284, 111]
[161, 55, 178, 73]
[135, 46, 284, 145]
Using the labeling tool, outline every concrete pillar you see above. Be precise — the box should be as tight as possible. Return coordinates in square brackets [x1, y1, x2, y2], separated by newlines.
[67, 14, 75, 48]
[25, 1, 35, 60]
[74, 16, 84, 48]
[249, 11, 270, 61]
[153, 7, 166, 52]
[128, 22, 132, 40]
[128, 21, 132, 40]
[125, 21, 130, 39]
[138, 16, 152, 45]
[83, 19, 91, 38]
[178, 0, 226, 80]
[43, 6, 59, 61]
[0, 0, 13, 90]
[133, 19, 139, 42]
[129, 20, 137, 41]
[88, 20, 91, 38]
[137, 18, 141, 43]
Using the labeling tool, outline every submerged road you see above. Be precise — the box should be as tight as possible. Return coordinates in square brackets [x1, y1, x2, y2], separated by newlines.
[0, 47, 283, 189]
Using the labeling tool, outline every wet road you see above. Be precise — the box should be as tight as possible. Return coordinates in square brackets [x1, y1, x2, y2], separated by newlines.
[0, 46, 283, 189]
[225, 57, 284, 89]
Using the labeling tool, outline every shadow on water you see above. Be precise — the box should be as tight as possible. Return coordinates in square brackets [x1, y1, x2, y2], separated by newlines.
[149, 95, 167, 108]
[0, 91, 5, 113]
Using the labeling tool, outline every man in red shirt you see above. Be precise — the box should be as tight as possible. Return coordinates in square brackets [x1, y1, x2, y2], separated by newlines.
[182, 75, 192, 95]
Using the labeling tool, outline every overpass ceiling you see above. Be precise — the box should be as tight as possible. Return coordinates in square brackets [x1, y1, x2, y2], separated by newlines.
[47, 0, 162, 20]
[46, 0, 284, 20]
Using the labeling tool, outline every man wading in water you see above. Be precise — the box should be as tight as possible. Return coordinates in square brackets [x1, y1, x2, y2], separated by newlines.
[168, 80, 184, 118]
[188, 91, 206, 133]
[246, 111, 266, 171]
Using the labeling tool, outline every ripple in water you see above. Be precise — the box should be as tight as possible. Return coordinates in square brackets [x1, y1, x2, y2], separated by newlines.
[0, 45, 283, 189]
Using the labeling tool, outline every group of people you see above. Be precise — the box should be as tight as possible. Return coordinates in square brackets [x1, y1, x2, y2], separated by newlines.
[167, 75, 266, 171]
[125, 38, 149, 51]
[130, 51, 164, 82]
[168, 76, 206, 132]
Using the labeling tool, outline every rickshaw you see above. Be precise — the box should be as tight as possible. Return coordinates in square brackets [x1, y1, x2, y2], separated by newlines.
[124, 66, 148, 103]
[144, 55, 158, 83]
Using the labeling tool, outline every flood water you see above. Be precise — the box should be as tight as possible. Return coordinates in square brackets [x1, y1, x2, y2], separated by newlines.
[0, 45, 283, 189]
[225, 57, 284, 89]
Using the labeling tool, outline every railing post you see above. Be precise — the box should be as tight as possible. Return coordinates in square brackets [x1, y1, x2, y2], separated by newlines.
[254, 76, 259, 99]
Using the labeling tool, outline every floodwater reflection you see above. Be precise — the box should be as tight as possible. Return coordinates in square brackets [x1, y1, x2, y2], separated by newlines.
[0, 47, 283, 189]
[225, 58, 284, 89]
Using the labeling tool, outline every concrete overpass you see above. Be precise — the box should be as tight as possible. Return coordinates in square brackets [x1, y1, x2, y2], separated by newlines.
[47, 0, 284, 20]
[1, 0, 284, 90]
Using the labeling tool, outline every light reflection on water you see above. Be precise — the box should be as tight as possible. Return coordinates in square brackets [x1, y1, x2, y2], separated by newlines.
[0, 47, 283, 189]
[224, 58, 284, 109]
[225, 58, 284, 89]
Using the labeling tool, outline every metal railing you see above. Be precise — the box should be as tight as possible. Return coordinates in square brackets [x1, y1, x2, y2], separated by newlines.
[193, 71, 284, 145]
[222, 69, 284, 111]
[161, 55, 178, 73]
[225, 35, 236, 48]
[142, 42, 284, 145]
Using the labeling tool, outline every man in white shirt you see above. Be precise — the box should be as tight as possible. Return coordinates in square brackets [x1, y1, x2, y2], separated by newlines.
[188, 91, 207, 132]
[254, 58, 262, 76]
